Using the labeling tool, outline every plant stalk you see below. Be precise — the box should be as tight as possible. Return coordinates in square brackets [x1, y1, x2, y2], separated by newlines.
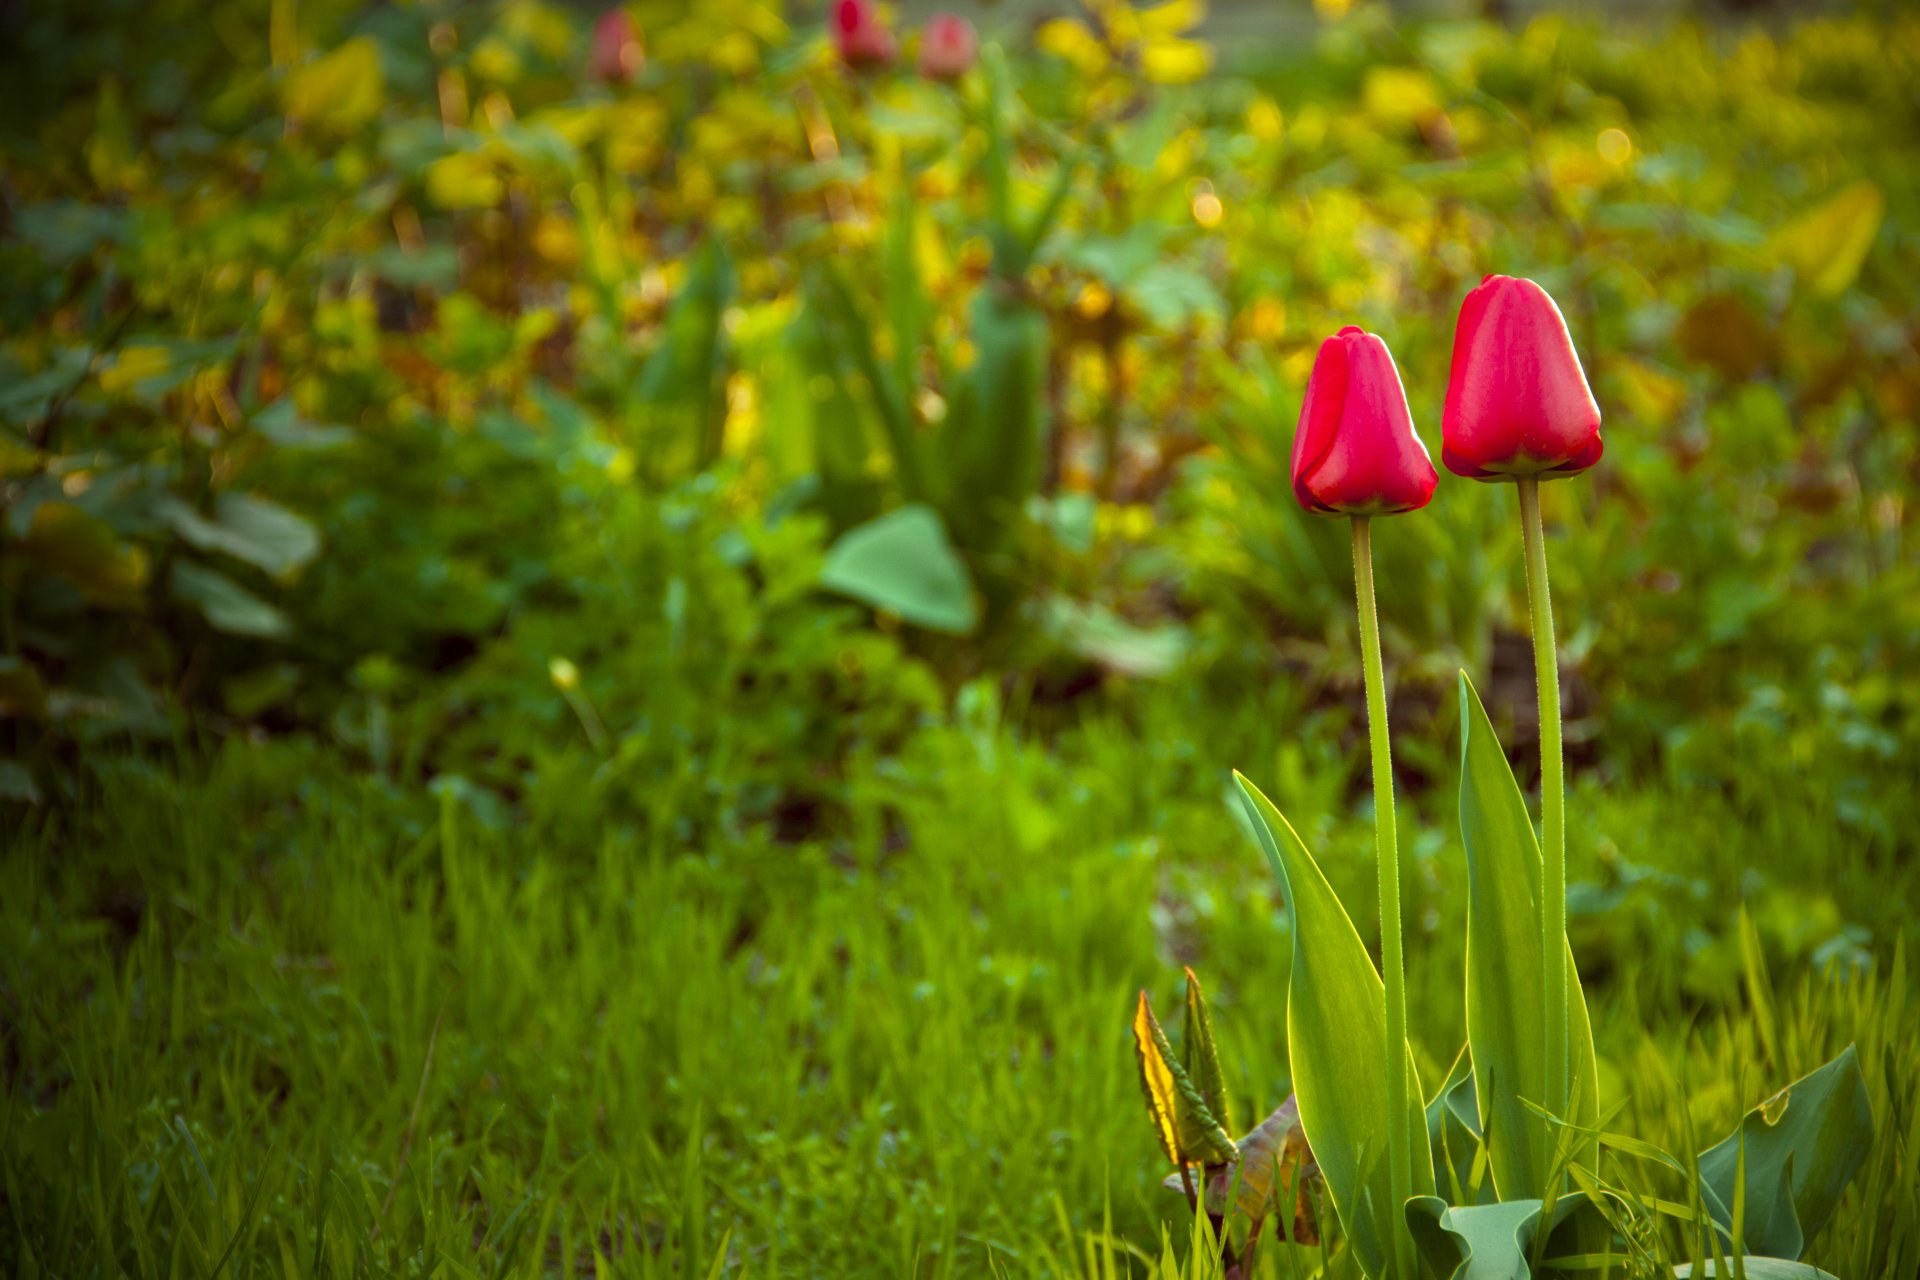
[1518, 477, 1570, 1179]
[1351, 515, 1414, 1278]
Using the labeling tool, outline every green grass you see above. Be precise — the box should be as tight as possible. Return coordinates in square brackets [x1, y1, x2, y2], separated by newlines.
[6, 690, 1916, 1277]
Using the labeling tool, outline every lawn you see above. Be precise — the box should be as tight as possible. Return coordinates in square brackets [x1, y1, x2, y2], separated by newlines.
[3, 2, 1918, 1277]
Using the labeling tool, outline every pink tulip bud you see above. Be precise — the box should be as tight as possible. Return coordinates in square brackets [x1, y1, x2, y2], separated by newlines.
[918, 12, 978, 81]
[833, 0, 898, 70]
[590, 9, 643, 84]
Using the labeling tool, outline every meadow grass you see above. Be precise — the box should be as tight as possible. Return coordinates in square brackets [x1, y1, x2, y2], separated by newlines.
[5, 690, 1916, 1278]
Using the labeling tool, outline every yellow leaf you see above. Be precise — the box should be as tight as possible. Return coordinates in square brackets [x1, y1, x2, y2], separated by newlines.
[426, 151, 505, 210]
[1140, 36, 1212, 85]
[283, 37, 384, 136]
[1138, 0, 1206, 38]
[1362, 65, 1440, 126]
[1131, 991, 1236, 1168]
[1037, 19, 1109, 77]
[1769, 180, 1884, 298]
[98, 345, 173, 395]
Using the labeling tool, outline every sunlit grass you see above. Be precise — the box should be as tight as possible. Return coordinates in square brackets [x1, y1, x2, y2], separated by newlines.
[6, 703, 1914, 1276]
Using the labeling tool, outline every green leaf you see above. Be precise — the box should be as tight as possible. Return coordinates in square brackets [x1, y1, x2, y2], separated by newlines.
[1427, 1047, 1493, 1206]
[1234, 772, 1434, 1279]
[1457, 673, 1599, 1197]
[19, 501, 149, 606]
[1181, 968, 1232, 1137]
[156, 494, 320, 578]
[170, 562, 290, 639]
[819, 505, 978, 635]
[1132, 991, 1236, 1167]
[1673, 1262, 1839, 1279]
[0, 760, 42, 805]
[1406, 1197, 1579, 1280]
[1696, 1046, 1873, 1259]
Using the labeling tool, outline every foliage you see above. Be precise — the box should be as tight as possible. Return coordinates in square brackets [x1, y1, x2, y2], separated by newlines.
[3, 0, 1920, 1276]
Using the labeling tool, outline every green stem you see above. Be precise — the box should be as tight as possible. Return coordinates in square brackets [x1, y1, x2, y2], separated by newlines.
[1518, 477, 1569, 1176]
[1351, 516, 1413, 1278]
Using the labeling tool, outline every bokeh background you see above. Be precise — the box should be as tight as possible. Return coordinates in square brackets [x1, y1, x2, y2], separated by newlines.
[4, 0, 1917, 1275]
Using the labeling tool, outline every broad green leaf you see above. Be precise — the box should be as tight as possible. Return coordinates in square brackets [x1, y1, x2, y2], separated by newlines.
[1674, 1262, 1838, 1279]
[946, 286, 1045, 556]
[1768, 181, 1883, 298]
[819, 505, 978, 634]
[1457, 673, 1599, 1197]
[1181, 968, 1232, 1137]
[1132, 991, 1236, 1167]
[1162, 1097, 1322, 1241]
[170, 562, 290, 639]
[156, 493, 320, 578]
[1234, 772, 1433, 1279]
[1406, 1196, 1558, 1280]
[1696, 1046, 1873, 1259]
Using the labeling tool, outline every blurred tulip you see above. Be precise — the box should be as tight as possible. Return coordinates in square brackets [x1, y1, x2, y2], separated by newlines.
[1291, 326, 1438, 517]
[1442, 275, 1603, 481]
[833, 0, 897, 69]
[918, 13, 978, 81]
[590, 9, 643, 83]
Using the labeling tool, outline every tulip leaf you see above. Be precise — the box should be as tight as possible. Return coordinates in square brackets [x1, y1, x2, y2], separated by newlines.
[1695, 1046, 1873, 1260]
[1405, 1196, 1575, 1280]
[1457, 673, 1599, 1198]
[1673, 1262, 1839, 1279]
[1234, 772, 1433, 1280]
[1132, 990, 1236, 1167]
[1427, 1047, 1494, 1206]
[1181, 968, 1233, 1138]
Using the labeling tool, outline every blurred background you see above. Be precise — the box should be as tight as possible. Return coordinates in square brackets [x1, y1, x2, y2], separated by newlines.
[3, 0, 1917, 1275]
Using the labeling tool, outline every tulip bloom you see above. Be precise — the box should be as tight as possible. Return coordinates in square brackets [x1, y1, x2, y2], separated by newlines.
[589, 9, 643, 83]
[1290, 323, 1434, 1276]
[1441, 275, 1602, 481]
[833, 0, 897, 69]
[918, 13, 978, 81]
[1291, 326, 1438, 517]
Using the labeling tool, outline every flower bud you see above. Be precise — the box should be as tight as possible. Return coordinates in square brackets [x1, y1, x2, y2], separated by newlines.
[1291, 326, 1438, 517]
[590, 9, 643, 84]
[833, 0, 897, 70]
[1441, 275, 1603, 481]
[918, 13, 978, 81]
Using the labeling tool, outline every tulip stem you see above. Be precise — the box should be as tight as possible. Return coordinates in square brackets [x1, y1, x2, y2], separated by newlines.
[1351, 515, 1414, 1278]
[1517, 477, 1569, 1181]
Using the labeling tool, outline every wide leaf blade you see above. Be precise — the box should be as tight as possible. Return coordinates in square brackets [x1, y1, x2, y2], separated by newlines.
[1696, 1046, 1873, 1259]
[1457, 672, 1599, 1197]
[1234, 772, 1433, 1279]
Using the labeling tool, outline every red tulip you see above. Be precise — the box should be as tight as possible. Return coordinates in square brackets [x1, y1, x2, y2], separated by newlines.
[833, 0, 897, 69]
[590, 9, 643, 83]
[918, 13, 978, 81]
[1292, 326, 1439, 517]
[1441, 275, 1602, 481]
